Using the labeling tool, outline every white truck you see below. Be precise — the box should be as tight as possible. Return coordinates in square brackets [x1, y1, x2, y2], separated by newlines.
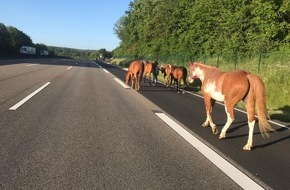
[19, 46, 36, 54]
[40, 50, 49, 56]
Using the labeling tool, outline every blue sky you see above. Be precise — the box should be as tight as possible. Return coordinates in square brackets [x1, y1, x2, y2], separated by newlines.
[0, 0, 132, 51]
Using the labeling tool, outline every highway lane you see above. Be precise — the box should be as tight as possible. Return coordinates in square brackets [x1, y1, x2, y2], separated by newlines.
[0, 59, 76, 113]
[0, 59, 242, 189]
[97, 60, 290, 190]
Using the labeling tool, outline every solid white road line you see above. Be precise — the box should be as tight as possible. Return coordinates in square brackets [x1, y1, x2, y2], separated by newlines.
[103, 68, 109, 73]
[155, 112, 265, 190]
[9, 82, 51, 110]
[26, 64, 39, 66]
[114, 77, 130, 89]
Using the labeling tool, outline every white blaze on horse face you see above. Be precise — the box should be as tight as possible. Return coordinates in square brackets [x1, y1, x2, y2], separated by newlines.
[204, 81, 225, 101]
[190, 66, 202, 81]
[195, 66, 205, 81]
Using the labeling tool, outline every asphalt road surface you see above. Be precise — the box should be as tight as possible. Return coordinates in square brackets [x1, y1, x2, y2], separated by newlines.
[0, 58, 289, 189]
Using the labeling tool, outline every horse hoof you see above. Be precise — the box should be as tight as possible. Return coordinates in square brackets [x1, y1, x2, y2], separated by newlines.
[212, 127, 219, 135]
[202, 124, 208, 128]
[219, 135, 225, 139]
[243, 145, 252, 151]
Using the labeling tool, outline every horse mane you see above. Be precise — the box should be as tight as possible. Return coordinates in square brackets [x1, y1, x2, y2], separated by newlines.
[193, 61, 222, 74]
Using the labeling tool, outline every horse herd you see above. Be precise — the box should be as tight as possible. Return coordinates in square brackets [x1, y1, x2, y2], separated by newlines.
[125, 60, 274, 150]
[125, 60, 188, 93]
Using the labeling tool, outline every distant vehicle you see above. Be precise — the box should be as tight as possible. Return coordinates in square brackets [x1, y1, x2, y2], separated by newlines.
[40, 50, 49, 56]
[19, 46, 36, 54]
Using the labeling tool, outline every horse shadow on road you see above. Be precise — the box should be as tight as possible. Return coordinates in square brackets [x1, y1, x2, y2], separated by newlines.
[216, 121, 290, 150]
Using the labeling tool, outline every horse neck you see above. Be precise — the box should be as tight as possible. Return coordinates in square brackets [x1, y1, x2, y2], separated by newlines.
[198, 64, 223, 82]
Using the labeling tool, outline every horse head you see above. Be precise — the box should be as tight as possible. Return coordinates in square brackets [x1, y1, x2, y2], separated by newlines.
[168, 64, 177, 74]
[188, 61, 202, 83]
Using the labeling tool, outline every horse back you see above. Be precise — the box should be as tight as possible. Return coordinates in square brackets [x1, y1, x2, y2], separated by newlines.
[220, 70, 250, 99]
[129, 60, 143, 74]
[173, 66, 187, 79]
[144, 62, 153, 73]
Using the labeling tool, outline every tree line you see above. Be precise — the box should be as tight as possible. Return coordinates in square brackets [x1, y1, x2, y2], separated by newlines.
[0, 22, 112, 60]
[113, 0, 290, 59]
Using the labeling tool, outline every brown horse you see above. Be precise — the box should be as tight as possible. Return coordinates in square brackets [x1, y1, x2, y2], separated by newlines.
[188, 61, 273, 150]
[160, 64, 173, 87]
[143, 61, 153, 85]
[125, 60, 144, 90]
[168, 64, 188, 93]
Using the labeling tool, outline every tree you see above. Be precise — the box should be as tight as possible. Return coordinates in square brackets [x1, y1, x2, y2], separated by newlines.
[113, 0, 290, 60]
[7, 26, 33, 54]
[0, 23, 12, 56]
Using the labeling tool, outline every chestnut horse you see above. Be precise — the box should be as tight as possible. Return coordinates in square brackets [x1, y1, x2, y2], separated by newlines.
[188, 61, 273, 150]
[160, 64, 173, 87]
[168, 64, 188, 93]
[125, 60, 144, 90]
[143, 61, 153, 85]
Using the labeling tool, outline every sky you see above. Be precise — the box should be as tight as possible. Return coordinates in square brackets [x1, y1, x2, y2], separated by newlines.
[0, 0, 132, 51]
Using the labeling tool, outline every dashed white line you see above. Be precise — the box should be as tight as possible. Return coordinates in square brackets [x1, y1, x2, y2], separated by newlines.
[26, 64, 39, 66]
[103, 68, 109, 73]
[155, 112, 265, 190]
[9, 82, 51, 110]
[114, 77, 130, 89]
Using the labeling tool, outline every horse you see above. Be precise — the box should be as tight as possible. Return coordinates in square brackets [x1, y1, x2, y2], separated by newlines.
[125, 60, 144, 90]
[168, 64, 188, 93]
[160, 64, 173, 87]
[188, 61, 273, 150]
[143, 61, 153, 85]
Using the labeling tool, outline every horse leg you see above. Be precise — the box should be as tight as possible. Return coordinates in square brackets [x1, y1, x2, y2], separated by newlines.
[170, 75, 174, 87]
[202, 96, 218, 134]
[143, 73, 146, 83]
[166, 75, 170, 88]
[219, 101, 235, 139]
[177, 79, 180, 93]
[243, 97, 256, 150]
[137, 74, 141, 90]
[130, 74, 134, 88]
[182, 76, 187, 94]
[133, 74, 137, 90]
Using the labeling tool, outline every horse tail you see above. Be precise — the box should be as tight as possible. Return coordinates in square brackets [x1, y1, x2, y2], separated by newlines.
[139, 61, 144, 82]
[247, 74, 274, 137]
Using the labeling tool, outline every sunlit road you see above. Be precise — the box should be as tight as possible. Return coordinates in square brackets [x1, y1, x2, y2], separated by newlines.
[0, 59, 241, 189]
[0, 58, 289, 189]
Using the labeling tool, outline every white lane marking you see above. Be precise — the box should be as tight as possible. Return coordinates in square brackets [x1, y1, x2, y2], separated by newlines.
[67, 66, 72, 70]
[155, 112, 265, 190]
[114, 77, 130, 89]
[94, 62, 103, 68]
[9, 82, 51, 110]
[103, 68, 109, 73]
[100, 61, 288, 129]
[26, 64, 39, 66]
